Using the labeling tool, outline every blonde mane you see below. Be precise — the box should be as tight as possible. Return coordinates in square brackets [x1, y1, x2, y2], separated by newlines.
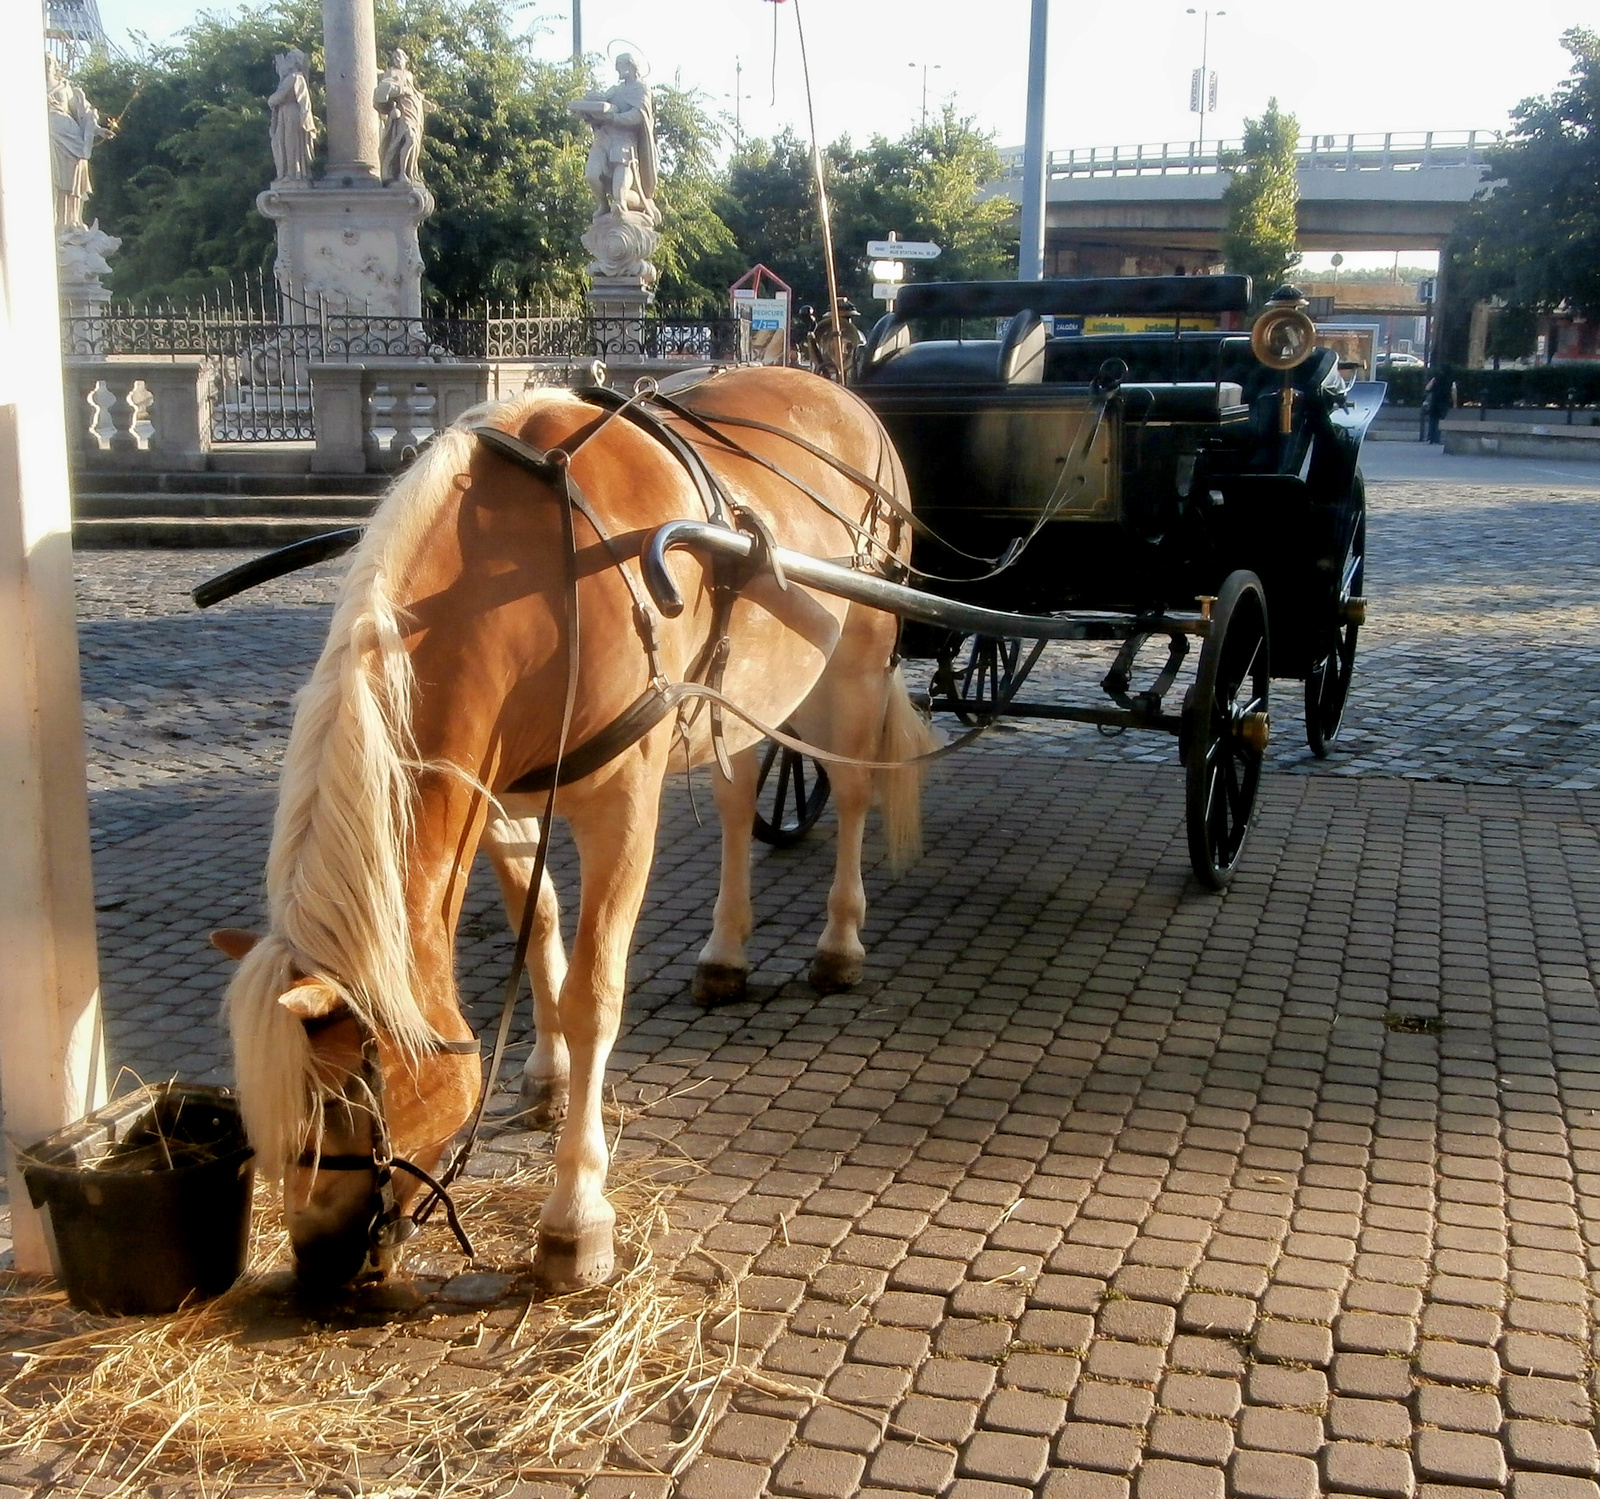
[227, 390, 567, 1175]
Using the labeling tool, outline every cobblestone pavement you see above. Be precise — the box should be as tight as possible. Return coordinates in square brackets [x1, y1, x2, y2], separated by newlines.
[11, 475, 1600, 1497]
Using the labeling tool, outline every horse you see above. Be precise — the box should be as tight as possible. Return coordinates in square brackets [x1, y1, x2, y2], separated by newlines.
[212, 365, 937, 1292]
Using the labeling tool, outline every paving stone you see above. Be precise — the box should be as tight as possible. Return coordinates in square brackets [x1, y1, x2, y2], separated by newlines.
[866, 1440, 958, 1493]
[1236, 1404, 1323, 1456]
[1507, 1479, 1600, 1499]
[1506, 1421, 1600, 1476]
[1413, 1430, 1508, 1488]
[1148, 1412, 1234, 1464]
[982, 1389, 1068, 1436]
[1040, 1470, 1131, 1499]
[1324, 1441, 1418, 1499]
[1055, 1423, 1144, 1475]
[771, 1445, 868, 1498]
[1135, 1457, 1225, 1499]
[1229, 1449, 1321, 1499]
[959, 1432, 1051, 1485]
[1328, 1397, 1413, 1445]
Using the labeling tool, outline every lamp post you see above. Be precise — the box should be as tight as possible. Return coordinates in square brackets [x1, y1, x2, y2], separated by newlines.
[571, 0, 581, 61]
[1185, 7, 1224, 165]
[908, 62, 942, 128]
[1018, 0, 1049, 282]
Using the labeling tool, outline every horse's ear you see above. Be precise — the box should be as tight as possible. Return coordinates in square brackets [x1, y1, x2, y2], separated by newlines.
[210, 928, 260, 961]
[277, 978, 345, 1020]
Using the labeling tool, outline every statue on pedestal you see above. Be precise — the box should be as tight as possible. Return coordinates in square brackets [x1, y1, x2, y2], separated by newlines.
[268, 49, 318, 183]
[46, 58, 113, 231]
[571, 53, 661, 285]
[374, 48, 429, 185]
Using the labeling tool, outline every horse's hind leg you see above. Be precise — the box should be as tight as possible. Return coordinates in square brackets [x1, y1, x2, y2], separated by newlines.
[482, 804, 569, 1124]
[796, 613, 898, 994]
[535, 752, 664, 1292]
[694, 745, 761, 1004]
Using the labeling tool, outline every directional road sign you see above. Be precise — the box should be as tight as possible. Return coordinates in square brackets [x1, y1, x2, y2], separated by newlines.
[867, 240, 941, 261]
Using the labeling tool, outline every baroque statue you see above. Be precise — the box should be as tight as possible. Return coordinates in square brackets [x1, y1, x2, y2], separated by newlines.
[570, 53, 661, 284]
[46, 57, 113, 231]
[268, 48, 317, 182]
[374, 48, 429, 186]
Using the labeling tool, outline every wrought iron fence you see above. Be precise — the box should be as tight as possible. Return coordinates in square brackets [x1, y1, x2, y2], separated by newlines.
[62, 279, 746, 443]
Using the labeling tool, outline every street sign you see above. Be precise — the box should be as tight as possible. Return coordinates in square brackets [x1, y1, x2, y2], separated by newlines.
[870, 260, 905, 282]
[867, 239, 940, 260]
[873, 282, 901, 301]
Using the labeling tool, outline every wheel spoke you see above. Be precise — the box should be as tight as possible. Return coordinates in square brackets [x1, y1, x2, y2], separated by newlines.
[774, 754, 793, 830]
[793, 757, 808, 824]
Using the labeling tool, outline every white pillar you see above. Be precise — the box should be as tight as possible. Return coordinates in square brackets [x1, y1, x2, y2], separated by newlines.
[0, 31, 108, 1269]
[1018, 0, 1050, 281]
[321, 0, 381, 183]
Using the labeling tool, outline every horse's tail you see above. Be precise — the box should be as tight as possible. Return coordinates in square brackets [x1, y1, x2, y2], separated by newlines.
[878, 663, 939, 872]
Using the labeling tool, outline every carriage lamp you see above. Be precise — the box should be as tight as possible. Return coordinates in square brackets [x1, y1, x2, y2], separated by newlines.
[1251, 286, 1318, 434]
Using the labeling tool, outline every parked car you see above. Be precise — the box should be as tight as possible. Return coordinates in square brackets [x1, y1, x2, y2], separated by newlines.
[1376, 351, 1426, 370]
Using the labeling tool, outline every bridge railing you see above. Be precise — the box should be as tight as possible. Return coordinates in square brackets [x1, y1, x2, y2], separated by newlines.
[997, 130, 1498, 181]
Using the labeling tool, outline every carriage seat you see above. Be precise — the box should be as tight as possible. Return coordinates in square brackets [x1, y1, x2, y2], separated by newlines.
[1122, 382, 1248, 423]
[857, 309, 1046, 387]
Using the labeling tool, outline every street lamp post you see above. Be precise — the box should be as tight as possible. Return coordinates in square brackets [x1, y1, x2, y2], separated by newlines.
[907, 62, 942, 128]
[1019, 0, 1049, 282]
[1185, 7, 1224, 165]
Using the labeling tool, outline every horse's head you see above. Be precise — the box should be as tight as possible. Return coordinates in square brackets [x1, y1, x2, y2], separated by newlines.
[214, 928, 481, 1290]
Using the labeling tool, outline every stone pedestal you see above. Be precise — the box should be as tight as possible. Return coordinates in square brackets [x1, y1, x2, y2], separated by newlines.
[587, 274, 655, 360]
[257, 179, 433, 317]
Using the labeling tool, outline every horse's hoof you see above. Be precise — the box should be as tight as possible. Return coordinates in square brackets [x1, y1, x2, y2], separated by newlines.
[519, 1072, 568, 1126]
[693, 962, 748, 1005]
[810, 950, 862, 993]
[533, 1226, 615, 1294]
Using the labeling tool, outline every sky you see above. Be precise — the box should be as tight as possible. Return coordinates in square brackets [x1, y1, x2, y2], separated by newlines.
[89, 0, 1585, 267]
[92, 0, 1585, 150]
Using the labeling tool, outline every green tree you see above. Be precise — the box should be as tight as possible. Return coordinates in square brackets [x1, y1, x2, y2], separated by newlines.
[1220, 98, 1301, 307]
[1461, 28, 1600, 318]
[707, 108, 1016, 315]
[74, 0, 730, 308]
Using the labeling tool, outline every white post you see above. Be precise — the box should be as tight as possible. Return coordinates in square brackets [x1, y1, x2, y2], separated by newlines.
[1018, 0, 1049, 281]
[321, 0, 381, 183]
[0, 30, 109, 1269]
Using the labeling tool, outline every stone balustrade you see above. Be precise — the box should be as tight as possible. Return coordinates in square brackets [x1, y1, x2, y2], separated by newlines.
[62, 358, 212, 471]
[309, 360, 576, 472]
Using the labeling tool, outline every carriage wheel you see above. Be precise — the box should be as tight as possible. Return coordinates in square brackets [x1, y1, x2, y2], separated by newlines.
[1183, 571, 1271, 890]
[1306, 488, 1366, 758]
[952, 635, 1036, 726]
[752, 737, 832, 847]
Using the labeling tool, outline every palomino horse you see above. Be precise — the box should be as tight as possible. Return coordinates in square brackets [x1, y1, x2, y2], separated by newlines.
[215, 366, 936, 1291]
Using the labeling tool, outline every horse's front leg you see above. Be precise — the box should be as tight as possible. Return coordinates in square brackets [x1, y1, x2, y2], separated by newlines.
[482, 803, 569, 1124]
[535, 751, 665, 1292]
[693, 744, 761, 1004]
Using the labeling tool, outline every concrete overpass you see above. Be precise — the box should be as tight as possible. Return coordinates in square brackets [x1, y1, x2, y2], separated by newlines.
[988, 131, 1497, 276]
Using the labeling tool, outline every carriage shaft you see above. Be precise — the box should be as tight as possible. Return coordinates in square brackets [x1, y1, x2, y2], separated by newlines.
[644, 520, 1208, 643]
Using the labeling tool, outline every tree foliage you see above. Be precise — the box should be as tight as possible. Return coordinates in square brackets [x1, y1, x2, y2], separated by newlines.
[1461, 28, 1600, 318]
[706, 109, 1014, 314]
[1220, 98, 1301, 307]
[72, 4, 1012, 313]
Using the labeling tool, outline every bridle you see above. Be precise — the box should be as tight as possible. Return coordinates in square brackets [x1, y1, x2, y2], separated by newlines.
[295, 1017, 482, 1267]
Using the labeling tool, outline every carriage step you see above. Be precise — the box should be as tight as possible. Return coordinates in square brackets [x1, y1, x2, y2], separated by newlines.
[75, 493, 377, 520]
[72, 515, 365, 549]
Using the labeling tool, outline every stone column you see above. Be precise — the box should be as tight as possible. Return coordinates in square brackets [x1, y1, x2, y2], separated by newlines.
[321, 0, 380, 185]
[0, 12, 109, 1271]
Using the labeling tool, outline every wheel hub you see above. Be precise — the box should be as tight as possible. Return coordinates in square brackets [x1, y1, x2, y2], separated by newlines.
[1236, 710, 1271, 756]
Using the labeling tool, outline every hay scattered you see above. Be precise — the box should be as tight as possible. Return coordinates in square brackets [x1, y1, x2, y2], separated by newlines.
[0, 1110, 738, 1497]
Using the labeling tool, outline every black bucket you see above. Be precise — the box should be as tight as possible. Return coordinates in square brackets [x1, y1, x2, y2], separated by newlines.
[20, 1083, 255, 1316]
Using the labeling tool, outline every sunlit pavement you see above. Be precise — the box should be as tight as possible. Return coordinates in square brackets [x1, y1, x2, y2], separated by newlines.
[17, 465, 1600, 1497]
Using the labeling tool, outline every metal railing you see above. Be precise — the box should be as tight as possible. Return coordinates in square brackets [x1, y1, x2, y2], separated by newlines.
[996, 129, 1499, 181]
[61, 280, 745, 443]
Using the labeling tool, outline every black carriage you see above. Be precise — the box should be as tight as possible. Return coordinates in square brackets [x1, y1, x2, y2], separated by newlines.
[755, 274, 1380, 885]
